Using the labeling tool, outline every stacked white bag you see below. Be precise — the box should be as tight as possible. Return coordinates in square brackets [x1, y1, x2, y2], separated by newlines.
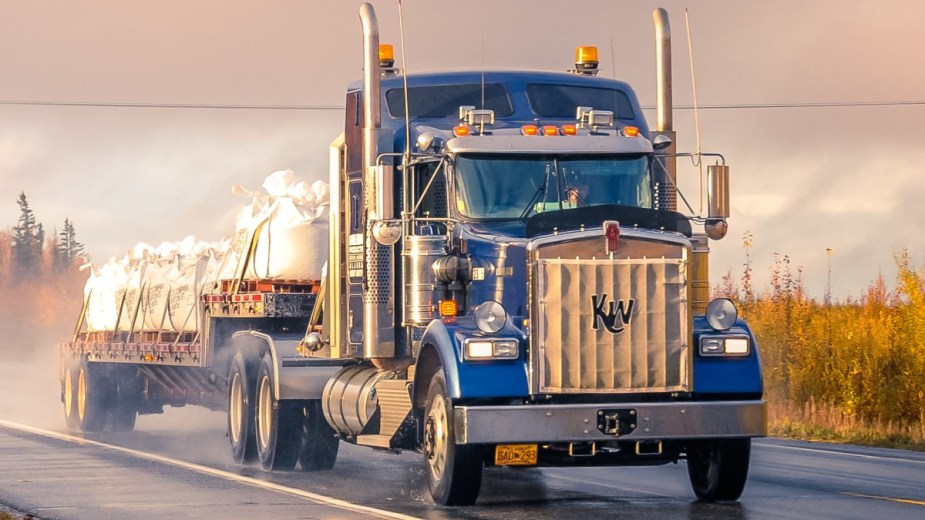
[81, 170, 329, 334]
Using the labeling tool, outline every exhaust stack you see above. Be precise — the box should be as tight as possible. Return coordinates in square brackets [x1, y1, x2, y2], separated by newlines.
[359, 3, 396, 360]
[653, 8, 677, 211]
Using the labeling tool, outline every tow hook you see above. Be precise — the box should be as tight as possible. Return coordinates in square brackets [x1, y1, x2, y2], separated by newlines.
[596, 409, 637, 436]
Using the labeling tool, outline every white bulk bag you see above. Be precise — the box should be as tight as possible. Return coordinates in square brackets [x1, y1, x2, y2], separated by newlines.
[142, 258, 176, 332]
[85, 261, 119, 332]
[245, 197, 328, 281]
[167, 254, 208, 332]
[116, 260, 147, 333]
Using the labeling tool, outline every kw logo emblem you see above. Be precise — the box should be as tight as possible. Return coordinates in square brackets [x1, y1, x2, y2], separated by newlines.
[590, 294, 635, 334]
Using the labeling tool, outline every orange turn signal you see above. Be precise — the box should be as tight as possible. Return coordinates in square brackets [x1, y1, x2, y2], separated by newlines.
[521, 124, 539, 136]
[453, 125, 471, 137]
[561, 124, 577, 135]
[439, 300, 458, 316]
[623, 126, 639, 137]
[542, 125, 559, 136]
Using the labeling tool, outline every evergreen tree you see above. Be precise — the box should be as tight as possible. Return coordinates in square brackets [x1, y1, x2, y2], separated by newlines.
[54, 218, 86, 271]
[10, 192, 44, 279]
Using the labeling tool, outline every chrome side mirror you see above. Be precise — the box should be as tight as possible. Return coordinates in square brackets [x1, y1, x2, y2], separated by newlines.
[652, 133, 673, 151]
[705, 164, 730, 240]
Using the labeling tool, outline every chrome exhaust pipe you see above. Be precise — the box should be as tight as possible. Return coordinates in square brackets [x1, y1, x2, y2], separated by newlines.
[652, 7, 677, 211]
[359, 3, 396, 360]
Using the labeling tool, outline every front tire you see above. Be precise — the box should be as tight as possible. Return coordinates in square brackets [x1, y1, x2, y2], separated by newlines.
[423, 371, 483, 506]
[228, 353, 257, 464]
[687, 438, 751, 501]
[255, 354, 301, 470]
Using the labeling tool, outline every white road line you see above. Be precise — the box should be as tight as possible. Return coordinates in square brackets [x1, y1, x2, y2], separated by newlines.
[0, 419, 421, 520]
[756, 440, 925, 465]
[543, 470, 670, 497]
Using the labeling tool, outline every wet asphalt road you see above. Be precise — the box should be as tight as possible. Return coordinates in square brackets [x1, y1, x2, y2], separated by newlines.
[1, 357, 924, 519]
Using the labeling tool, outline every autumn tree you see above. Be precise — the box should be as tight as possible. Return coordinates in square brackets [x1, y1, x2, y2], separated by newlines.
[53, 218, 86, 271]
[10, 192, 44, 280]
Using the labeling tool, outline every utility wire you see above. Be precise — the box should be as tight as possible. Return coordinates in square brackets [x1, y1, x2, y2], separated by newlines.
[0, 100, 342, 110]
[2, 99, 925, 111]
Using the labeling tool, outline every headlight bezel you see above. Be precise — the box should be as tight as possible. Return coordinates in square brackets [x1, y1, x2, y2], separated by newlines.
[699, 335, 751, 357]
[463, 338, 520, 361]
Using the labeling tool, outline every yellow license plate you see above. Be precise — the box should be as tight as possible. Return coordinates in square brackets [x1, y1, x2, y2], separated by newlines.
[494, 444, 538, 466]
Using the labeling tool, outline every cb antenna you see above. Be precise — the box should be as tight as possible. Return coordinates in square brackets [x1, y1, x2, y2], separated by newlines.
[684, 8, 704, 213]
[398, 0, 411, 165]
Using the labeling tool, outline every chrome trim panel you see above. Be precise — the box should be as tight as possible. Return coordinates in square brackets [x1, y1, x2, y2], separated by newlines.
[454, 400, 767, 444]
[533, 256, 689, 394]
[446, 134, 653, 155]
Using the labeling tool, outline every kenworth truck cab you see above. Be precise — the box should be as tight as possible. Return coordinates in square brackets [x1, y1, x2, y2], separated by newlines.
[309, 4, 765, 505]
[59, 3, 765, 507]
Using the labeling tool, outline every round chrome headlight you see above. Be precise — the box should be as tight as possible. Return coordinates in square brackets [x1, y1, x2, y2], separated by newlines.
[706, 298, 737, 331]
[474, 301, 507, 333]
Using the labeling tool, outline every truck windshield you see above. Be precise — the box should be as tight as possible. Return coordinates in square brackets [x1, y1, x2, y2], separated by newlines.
[453, 154, 652, 220]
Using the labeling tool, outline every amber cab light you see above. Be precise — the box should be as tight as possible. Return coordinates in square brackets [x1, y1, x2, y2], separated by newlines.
[561, 124, 577, 135]
[575, 46, 599, 70]
[521, 124, 539, 136]
[453, 125, 471, 137]
[623, 126, 640, 137]
[379, 44, 395, 68]
[542, 125, 559, 136]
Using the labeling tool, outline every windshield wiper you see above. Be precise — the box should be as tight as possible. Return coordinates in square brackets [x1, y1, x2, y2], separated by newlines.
[520, 163, 554, 221]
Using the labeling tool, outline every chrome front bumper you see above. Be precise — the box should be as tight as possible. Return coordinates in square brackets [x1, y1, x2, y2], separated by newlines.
[453, 400, 767, 444]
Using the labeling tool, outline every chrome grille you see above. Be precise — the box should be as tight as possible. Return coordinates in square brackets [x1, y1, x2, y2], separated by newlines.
[534, 257, 688, 394]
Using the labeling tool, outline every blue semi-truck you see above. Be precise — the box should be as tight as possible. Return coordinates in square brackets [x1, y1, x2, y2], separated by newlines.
[61, 3, 766, 505]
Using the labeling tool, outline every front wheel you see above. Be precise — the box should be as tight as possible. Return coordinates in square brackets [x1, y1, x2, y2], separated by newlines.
[423, 371, 483, 506]
[687, 438, 751, 501]
[255, 354, 301, 470]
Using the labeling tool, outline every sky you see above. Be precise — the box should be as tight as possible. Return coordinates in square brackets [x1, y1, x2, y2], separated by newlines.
[1, 0, 924, 301]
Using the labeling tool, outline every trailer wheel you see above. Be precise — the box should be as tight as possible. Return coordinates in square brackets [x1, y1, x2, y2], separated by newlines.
[423, 371, 482, 506]
[228, 353, 257, 464]
[76, 357, 107, 433]
[687, 438, 751, 501]
[255, 354, 300, 471]
[63, 360, 80, 430]
[297, 401, 338, 471]
[110, 369, 140, 432]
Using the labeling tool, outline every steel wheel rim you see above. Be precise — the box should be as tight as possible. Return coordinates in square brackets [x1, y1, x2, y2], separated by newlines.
[426, 395, 449, 479]
[77, 367, 87, 420]
[229, 372, 243, 444]
[64, 368, 74, 417]
[257, 375, 272, 451]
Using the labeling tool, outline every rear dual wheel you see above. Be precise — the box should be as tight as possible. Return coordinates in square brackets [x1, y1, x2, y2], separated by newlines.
[75, 357, 107, 432]
[255, 354, 301, 470]
[228, 353, 257, 464]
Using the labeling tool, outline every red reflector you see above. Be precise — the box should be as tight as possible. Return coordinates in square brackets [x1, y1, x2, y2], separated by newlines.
[604, 221, 621, 253]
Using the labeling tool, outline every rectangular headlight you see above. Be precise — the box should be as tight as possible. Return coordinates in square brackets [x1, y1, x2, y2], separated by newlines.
[464, 339, 519, 360]
[699, 336, 750, 357]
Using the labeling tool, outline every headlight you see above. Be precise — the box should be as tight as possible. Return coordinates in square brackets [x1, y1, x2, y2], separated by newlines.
[474, 301, 507, 333]
[700, 336, 750, 357]
[464, 338, 519, 360]
[706, 298, 737, 331]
